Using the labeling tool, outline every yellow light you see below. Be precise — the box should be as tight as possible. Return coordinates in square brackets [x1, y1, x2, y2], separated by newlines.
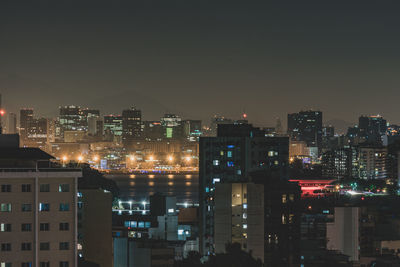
[62, 156, 68, 162]
[129, 155, 135, 161]
[93, 155, 99, 161]
[168, 156, 174, 162]
[149, 156, 154, 161]
[185, 157, 191, 162]
[78, 155, 83, 162]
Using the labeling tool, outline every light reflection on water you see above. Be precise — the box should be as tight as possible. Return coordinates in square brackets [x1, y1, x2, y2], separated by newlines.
[107, 173, 199, 203]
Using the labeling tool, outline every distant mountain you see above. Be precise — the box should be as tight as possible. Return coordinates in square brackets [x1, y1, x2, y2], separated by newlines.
[325, 119, 356, 135]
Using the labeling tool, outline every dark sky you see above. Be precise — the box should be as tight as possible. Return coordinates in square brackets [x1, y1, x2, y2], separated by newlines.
[1, 1, 400, 130]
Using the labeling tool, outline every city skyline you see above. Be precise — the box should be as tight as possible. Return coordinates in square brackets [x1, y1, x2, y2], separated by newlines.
[3, 1, 400, 127]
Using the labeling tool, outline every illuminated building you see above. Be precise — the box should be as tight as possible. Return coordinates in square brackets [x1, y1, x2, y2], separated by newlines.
[161, 114, 182, 139]
[214, 183, 264, 263]
[143, 121, 163, 141]
[19, 108, 34, 139]
[58, 105, 84, 136]
[358, 115, 387, 145]
[0, 138, 81, 267]
[287, 110, 322, 152]
[103, 115, 123, 141]
[199, 124, 289, 256]
[122, 107, 142, 147]
[322, 147, 359, 180]
[358, 146, 387, 180]
[183, 120, 202, 141]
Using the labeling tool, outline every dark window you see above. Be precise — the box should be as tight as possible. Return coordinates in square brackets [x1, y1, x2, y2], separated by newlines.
[21, 242, 32, 251]
[1, 243, 11, 251]
[22, 184, 31, 192]
[40, 242, 50, 251]
[59, 223, 69, 231]
[59, 203, 69, 212]
[21, 223, 32, 232]
[40, 262, 50, 267]
[59, 242, 69, 250]
[1, 185, 11, 192]
[21, 263, 32, 267]
[21, 204, 32, 212]
[40, 223, 50, 231]
[40, 184, 50, 192]
[59, 262, 69, 267]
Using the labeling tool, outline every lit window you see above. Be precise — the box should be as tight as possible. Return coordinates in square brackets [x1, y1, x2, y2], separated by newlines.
[268, 151, 274, 157]
[138, 222, 145, 228]
[227, 161, 234, 167]
[178, 229, 184, 235]
[220, 151, 224, 156]
[243, 224, 247, 229]
[243, 204, 247, 209]
[243, 213, 247, 219]
[0, 224, 11, 232]
[213, 160, 219, 166]
[227, 151, 233, 158]
[59, 184, 70, 192]
[1, 263, 12, 267]
[39, 203, 50, 212]
[168, 208, 174, 213]
[282, 194, 287, 204]
[213, 178, 221, 184]
[0, 204, 11, 212]
[274, 160, 279, 165]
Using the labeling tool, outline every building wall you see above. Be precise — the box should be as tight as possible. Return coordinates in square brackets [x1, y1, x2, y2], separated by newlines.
[80, 189, 113, 267]
[0, 171, 80, 267]
[326, 207, 360, 262]
[214, 183, 264, 263]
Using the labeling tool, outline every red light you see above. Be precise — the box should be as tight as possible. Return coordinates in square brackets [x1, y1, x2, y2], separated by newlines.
[361, 197, 365, 201]
[0, 110, 4, 116]
[308, 205, 312, 210]
[243, 113, 247, 118]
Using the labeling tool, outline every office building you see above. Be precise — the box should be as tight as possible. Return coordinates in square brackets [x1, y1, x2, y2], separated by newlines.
[103, 115, 123, 141]
[214, 183, 264, 263]
[287, 110, 322, 151]
[122, 107, 142, 147]
[199, 124, 289, 256]
[0, 135, 81, 267]
[20, 108, 34, 139]
[161, 114, 182, 139]
[358, 146, 387, 180]
[358, 115, 387, 145]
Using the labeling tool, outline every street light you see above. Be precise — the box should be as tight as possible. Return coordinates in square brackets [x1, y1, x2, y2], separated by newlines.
[77, 155, 83, 162]
[93, 155, 99, 162]
[168, 155, 174, 162]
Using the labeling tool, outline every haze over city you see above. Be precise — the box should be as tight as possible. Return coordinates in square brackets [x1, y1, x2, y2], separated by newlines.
[3, 1, 400, 128]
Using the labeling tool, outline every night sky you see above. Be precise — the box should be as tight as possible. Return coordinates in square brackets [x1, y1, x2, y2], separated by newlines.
[2, 1, 400, 131]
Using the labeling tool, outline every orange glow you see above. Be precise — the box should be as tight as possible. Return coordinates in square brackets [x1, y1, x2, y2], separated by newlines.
[93, 155, 99, 161]
[62, 156, 68, 162]
[77, 155, 83, 161]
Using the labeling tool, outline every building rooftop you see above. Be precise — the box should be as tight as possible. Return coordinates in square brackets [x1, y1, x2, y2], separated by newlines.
[0, 147, 55, 160]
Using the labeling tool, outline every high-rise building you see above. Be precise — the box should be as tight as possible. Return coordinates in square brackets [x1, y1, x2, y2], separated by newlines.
[287, 110, 323, 151]
[104, 115, 123, 141]
[5, 113, 17, 134]
[199, 123, 289, 256]
[122, 107, 142, 146]
[358, 146, 387, 180]
[214, 183, 264, 263]
[20, 108, 34, 139]
[161, 114, 182, 139]
[0, 136, 81, 267]
[358, 115, 387, 145]
[58, 106, 85, 137]
[183, 120, 202, 141]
